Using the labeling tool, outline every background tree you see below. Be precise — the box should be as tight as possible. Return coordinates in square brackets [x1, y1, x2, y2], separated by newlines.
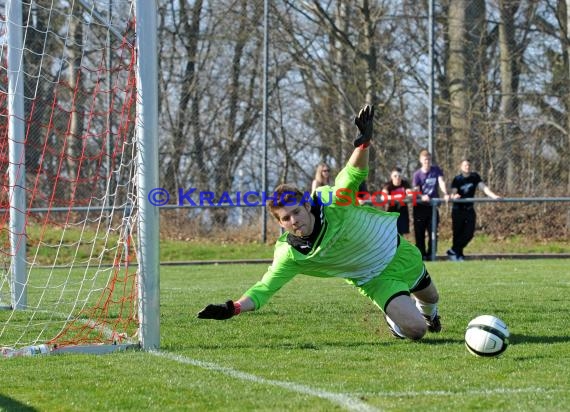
[5, 0, 567, 236]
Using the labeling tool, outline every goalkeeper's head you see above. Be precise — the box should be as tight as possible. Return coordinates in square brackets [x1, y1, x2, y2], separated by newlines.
[267, 184, 316, 237]
[267, 184, 306, 219]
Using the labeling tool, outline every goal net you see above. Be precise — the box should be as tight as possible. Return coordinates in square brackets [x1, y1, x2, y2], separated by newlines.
[0, 1, 158, 356]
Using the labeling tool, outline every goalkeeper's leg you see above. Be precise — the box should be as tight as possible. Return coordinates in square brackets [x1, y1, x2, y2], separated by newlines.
[384, 295, 428, 340]
[356, 236, 441, 339]
[410, 268, 441, 332]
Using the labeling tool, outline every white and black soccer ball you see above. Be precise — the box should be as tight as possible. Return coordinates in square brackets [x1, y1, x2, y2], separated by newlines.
[464, 315, 509, 357]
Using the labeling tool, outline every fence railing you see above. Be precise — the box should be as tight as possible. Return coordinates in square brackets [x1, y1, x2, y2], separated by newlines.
[425, 197, 570, 261]
[18, 197, 570, 263]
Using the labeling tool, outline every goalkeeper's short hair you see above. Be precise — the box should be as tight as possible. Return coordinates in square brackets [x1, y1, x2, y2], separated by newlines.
[267, 184, 306, 219]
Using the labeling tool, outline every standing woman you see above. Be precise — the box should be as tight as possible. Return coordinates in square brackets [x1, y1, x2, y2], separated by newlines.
[311, 162, 331, 193]
[382, 167, 412, 235]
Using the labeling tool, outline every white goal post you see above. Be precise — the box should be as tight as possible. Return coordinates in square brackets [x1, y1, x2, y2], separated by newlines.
[0, 0, 159, 356]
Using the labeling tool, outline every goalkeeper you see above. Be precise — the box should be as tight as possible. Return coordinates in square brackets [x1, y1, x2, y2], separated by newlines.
[198, 104, 441, 340]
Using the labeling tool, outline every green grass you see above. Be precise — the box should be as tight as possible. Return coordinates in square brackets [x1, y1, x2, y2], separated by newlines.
[160, 234, 570, 262]
[11, 222, 570, 266]
[159, 239, 274, 261]
[1, 259, 569, 411]
[162, 234, 570, 262]
[436, 234, 570, 255]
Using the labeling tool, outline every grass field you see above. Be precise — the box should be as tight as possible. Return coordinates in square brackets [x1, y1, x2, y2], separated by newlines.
[12, 221, 570, 265]
[158, 234, 570, 262]
[1, 259, 569, 411]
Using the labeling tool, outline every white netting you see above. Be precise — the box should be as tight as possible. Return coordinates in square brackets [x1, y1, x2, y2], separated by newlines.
[0, 0, 140, 354]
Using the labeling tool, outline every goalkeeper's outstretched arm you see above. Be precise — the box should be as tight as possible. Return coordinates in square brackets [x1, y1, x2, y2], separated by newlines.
[197, 296, 255, 320]
[348, 104, 374, 170]
[348, 144, 370, 170]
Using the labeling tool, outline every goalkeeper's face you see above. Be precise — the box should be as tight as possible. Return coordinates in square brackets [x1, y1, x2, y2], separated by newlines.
[274, 203, 315, 237]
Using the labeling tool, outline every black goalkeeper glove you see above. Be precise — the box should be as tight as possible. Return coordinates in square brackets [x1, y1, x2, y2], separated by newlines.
[353, 104, 375, 147]
[197, 300, 236, 320]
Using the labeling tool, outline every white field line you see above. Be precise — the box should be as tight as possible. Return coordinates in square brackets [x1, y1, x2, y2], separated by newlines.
[356, 387, 563, 398]
[40, 312, 562, 408]
[150, 350, 380, 412]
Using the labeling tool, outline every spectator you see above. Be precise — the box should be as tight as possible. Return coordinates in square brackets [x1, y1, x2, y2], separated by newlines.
[311, 162, 331, 193]
[382, 167, 412, 235]
[447, 159, 501, 261]
[412, 150, 449, 261]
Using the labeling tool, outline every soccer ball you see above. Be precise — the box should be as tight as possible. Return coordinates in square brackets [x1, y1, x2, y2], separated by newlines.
[464, 315, 509, 357]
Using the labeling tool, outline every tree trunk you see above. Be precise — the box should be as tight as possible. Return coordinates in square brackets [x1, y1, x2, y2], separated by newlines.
[447, 0, 469, 170]
[164, 0, 204, 196]
[333, 2, 351, 168]
[497, 0, 522, 194]
[361, 0, 379, 184]
[446, 0, 486, 173]
[561, 0, 570, 233]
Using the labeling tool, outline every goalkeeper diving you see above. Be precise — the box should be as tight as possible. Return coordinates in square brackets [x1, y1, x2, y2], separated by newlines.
[198, 104, 441, 340]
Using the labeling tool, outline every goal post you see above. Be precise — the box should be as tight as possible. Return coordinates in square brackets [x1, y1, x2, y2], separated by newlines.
[134, 0, 160, 351]
[0, 0, 159, 355]
[6, 0, 26, 311]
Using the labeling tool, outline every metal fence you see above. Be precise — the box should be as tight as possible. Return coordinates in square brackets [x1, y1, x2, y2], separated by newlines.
[3, 1, 569, 244]
[150, 1, 570, 242]
[425, 197, 570, 261]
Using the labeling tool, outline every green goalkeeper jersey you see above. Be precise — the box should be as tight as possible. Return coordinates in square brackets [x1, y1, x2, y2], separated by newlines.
[244, 164, 399, 310]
